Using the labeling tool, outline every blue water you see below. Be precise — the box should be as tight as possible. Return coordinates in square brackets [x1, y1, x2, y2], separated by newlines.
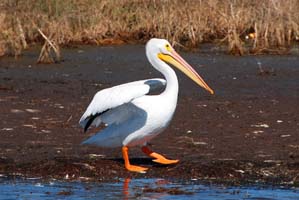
[0, 177, 298, 200]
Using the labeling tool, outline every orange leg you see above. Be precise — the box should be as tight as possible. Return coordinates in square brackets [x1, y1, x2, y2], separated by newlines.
[122, 146, 148, 173]
[141, 146, 179, 164]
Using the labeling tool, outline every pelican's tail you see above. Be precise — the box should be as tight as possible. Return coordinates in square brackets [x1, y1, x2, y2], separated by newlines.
[81, 124, 125, 148]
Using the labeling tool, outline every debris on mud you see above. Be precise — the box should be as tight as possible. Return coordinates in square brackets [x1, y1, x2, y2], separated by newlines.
[0, 46, 298, 185]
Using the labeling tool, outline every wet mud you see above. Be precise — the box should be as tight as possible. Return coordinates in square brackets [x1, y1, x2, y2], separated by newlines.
[0, 45, 299, 185]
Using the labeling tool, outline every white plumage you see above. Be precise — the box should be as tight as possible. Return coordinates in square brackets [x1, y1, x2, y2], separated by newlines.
[79, 78, 168, 147]
[79, 78, 165, 126]
[79, 38, 213, 173]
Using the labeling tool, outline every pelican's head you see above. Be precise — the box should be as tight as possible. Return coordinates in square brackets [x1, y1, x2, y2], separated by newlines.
[146, 38, 214, 94]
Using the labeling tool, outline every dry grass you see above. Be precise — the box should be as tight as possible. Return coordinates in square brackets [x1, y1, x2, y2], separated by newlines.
[1, 0, 299, 57]
[37, 28, 61, 63]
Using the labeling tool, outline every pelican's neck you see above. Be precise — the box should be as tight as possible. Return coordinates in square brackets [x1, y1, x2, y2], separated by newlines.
[160, 62, 179, 96]
[147, 54, 179, 98]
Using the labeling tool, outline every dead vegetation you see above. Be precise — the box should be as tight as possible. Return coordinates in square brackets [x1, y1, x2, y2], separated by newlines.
[0, 0, 299, 57]
[37, 28, 61, 63]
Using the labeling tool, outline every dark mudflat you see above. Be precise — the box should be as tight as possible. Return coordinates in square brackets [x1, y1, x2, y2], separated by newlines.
[0, 45, 298, 185]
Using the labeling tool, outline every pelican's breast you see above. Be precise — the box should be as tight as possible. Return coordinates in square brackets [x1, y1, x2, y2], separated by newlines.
[122, 94, 177, 146]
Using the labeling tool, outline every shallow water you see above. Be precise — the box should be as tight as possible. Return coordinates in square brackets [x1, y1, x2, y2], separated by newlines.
[0, 177, 298, 200]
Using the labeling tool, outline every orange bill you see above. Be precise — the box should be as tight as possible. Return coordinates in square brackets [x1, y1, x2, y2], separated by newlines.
[158, 50, 214, 94]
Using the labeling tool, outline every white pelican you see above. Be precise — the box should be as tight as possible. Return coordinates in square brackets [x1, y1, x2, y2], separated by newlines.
[79, 38, 214, 173]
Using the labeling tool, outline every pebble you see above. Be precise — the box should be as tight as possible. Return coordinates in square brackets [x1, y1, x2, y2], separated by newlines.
[26, 109, 40, 113]
[41, 129, 51, 133]
[251, 124, 269, 128]
[235, 170, 245, 174]
[280, 134, 291, 138]
[2, 128, 13, 131]
[65, 174, 69, 179]
[10, 109, 24, 113]
[23, 124, 36, 128]
[253, 130, 264, 134]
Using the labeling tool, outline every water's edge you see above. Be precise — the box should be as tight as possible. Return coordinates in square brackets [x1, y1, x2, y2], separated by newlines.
[1, 177, 298, 200]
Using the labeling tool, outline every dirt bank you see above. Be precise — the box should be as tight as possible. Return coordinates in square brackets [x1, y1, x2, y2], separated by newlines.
[0, 45, 299, 185]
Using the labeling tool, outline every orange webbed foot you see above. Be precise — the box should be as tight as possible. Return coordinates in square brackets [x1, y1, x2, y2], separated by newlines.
[122, 146, 148, 173]
[141, 146, 179, 165]
[152, 156, 179, 165]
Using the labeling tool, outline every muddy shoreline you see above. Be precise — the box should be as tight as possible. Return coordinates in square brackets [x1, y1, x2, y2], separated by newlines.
[0, 45, 299, 185]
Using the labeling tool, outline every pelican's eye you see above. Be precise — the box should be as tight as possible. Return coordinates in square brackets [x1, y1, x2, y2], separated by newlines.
[165, 44, 171, 51]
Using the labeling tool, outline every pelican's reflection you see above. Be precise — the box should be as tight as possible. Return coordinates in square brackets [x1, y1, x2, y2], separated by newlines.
[122, 178, 168, 199]
[123, 178, 131, 200]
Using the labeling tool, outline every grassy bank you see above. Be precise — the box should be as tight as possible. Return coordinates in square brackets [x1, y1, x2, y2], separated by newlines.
[1, 0, 299, 57]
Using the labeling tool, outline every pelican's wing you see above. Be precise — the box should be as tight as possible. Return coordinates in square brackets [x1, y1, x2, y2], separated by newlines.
[79, 78, 165, 132]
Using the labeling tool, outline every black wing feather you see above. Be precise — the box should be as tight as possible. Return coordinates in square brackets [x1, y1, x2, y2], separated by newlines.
[84, 110, 109, 132]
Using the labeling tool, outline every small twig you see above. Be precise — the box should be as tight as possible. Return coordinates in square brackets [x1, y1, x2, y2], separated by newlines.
[16, 17, 27, 49]
[37, 28, 58, 54]
[37, 27, 61, 63]
[172, 41, 188, 50]
[66, 115, 72, 123]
